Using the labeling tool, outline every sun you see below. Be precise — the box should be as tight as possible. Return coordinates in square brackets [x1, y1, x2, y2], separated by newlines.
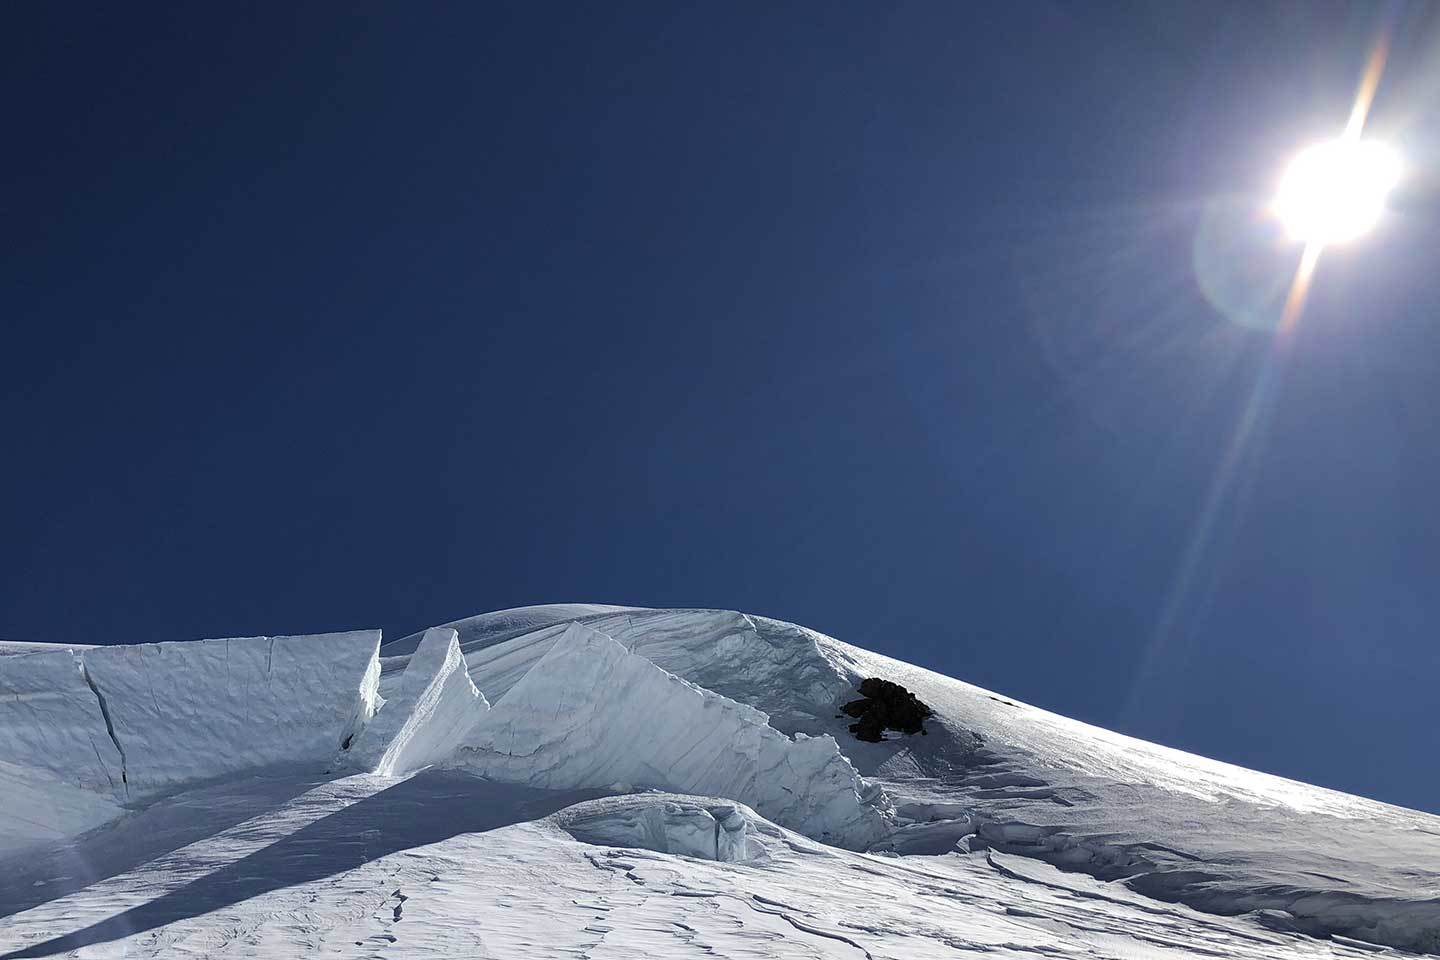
[1272, 139, 1401, 245]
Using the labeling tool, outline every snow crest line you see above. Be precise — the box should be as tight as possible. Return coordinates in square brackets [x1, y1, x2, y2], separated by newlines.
[461, 622, 894, 849]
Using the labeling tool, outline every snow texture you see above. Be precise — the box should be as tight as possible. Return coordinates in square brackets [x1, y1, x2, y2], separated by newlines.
[391, 607, 858, 737]
[0, 640, 97, 657]
[80, 630, 381, 795]
[461, 622, 892, 850]
[382, 603, 636, 657]
[0, 771, 1419, 960]
[553, 793, 772, 862]
[0, 647, 126, 855]
[346, 628, 488, 776]
[4, 604, 1440, 957]
[401, 605, 1440, 954]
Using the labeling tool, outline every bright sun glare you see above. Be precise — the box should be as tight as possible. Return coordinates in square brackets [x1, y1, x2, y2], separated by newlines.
[1273, 139, 1401, 245]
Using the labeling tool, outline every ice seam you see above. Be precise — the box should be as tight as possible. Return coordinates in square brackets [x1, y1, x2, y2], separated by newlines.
[79, 659, 129, 800]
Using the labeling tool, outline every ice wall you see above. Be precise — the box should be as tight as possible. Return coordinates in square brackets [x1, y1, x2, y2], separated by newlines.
[347, 627, 489, 776]
[81, 631, 381, 794]
[0, 648, 127, 855]
[461, 622, 892, 849]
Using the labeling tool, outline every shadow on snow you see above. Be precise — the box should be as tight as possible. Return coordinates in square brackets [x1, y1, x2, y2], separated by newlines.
[1, 771, 605, 959]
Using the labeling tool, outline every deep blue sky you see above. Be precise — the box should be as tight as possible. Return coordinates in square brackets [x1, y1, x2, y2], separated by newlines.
[4, 3, 1437, 812]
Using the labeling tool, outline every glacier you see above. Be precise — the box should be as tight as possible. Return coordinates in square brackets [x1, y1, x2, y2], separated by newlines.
[0, 604, 1437, 958]
[346, 627, 488, 777]
[458, 621, 892, 849]
[0, 630, 380, 858]
[79, 630, 382, 794]
[0, 647, 126, 855]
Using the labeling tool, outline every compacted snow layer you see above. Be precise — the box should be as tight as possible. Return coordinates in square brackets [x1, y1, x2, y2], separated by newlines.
[0, 632, 384, 854]
[388, 607, 859, 737]
[553, 793, 772, 862]
[0, 771, 1409, 960]
[0, 647, 127, 854]
[0, 647, 125, 798]
[6, 604, 1440, 955]
[820, 639, 1440, 953]
[460, 622, 892, 850]
[394, 604, 1440, 954]
[80, 630, 382, 795]
[0, 640, 97, 657]
[347, 628, 488, 777]
[382, 603, 637, 657]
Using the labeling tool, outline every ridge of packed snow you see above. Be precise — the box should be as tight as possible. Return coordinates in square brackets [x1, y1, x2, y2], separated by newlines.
[391, 607, 857, 737]
[3, 604, 1438, 955]
[80, 630, 381, 795]
[382, 604, 638, 657]
[0, 647, 127, 855]
[347, 628, 489, 777]
[0, 640, 98, 657]
[382, 604, 1440, 953]
[459, 621, 893, 850]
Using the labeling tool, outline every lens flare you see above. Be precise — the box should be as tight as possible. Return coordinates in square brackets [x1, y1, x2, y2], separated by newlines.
[1273, 139, 1401, 245]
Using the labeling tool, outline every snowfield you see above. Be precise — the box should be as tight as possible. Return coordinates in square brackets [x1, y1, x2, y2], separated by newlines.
[1, 604, 1437, 958]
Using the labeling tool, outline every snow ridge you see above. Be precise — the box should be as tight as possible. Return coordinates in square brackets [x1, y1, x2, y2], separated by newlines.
[5, 605, 1439, 956]
[460, 622, 893, 850]
[347, 627, 489, 777]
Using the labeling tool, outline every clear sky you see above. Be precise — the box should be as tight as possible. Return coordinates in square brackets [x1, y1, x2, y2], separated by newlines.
[4, 3, 1437, 813]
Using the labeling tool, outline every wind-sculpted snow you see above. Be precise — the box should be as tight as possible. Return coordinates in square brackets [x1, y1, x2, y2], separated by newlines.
[553, 793, 773, 862]
[392, 606, 858, 736]
[81, 631, 382, 795]
[0, 770, 1411, 960]
[391, 604, 1440, 953]
[0, 632, 382, 854]
[0, 647, 126, 855]
[4, 604, 1439, 956]
[819, 639, 1440, 953]
[460, 622, 893, 850]
[382, 603, 637, 657]
[347, 628, 489, 776]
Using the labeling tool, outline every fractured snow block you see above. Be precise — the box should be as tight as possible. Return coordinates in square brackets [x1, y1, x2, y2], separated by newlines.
[462, 622, 892, 849]
[346, 627, 489, 776]
[80, 630, 381, 795]
[0, 648, 128, 854]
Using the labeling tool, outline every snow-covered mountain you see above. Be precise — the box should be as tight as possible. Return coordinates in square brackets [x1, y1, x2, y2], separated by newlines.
[2, 605, 1436, 958]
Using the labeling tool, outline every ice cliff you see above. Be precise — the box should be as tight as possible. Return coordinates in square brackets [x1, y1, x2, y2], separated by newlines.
[459, 622, 892, 850]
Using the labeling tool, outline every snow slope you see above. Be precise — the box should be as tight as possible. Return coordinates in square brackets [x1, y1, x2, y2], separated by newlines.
[1, 604, 1437, 957]
[391, 605, 1440, 953]
[0, 772, 1419, 960]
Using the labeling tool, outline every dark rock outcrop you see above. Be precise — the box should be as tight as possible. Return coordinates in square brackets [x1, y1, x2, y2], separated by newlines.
[840, 678, 933, 742]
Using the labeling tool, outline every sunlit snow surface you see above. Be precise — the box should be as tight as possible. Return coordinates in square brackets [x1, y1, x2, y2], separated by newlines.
[1, 604, 1437, 958]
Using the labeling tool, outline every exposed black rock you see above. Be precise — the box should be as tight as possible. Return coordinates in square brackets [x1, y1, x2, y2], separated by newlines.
[841, 677, 933, 743]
